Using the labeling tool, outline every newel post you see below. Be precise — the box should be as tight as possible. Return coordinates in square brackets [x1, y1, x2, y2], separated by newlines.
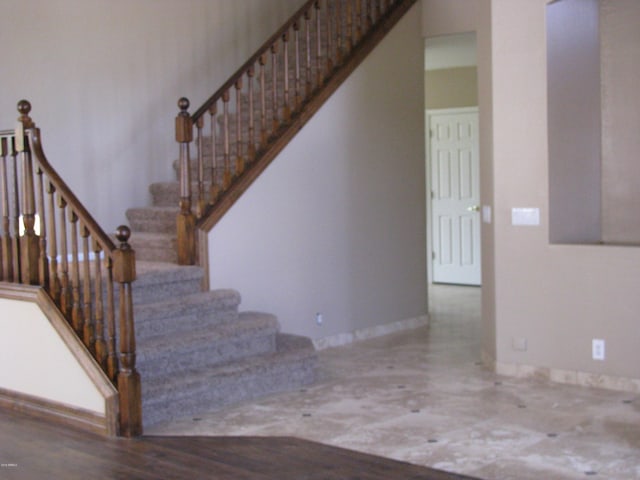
[113, 226, 142, 437]
[175, 98, 196, 265]
[15, 100, 40, 285]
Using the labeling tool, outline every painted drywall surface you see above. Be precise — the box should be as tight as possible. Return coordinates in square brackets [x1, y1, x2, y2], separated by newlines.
[422, 0, 483, 37]
[0, 298, 105, 413]
[209, 4, 426, 340]
[547, 0, 602, 244]
[491, 0, 640, 380]
[425, 67, 478, 109]
[0, 0, 301, 230]
[600, 0, 640, 243]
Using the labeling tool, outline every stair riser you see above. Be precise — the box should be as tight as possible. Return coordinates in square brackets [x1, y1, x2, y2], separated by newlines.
[133, 246, 178, 263]
[134, 309, 238, 339]
[132, 277, 203, 305]
[138, 334, 277, 380]
[126, 211, 176, 234]
[141, 352, 316, 427]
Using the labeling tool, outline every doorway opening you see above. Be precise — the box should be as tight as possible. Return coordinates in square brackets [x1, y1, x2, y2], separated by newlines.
[424, 32, 481, 287]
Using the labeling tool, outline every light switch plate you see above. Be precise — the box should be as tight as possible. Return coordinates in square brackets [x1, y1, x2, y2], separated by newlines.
[482, 205, 492, 224]
[512, 207, 540, 226]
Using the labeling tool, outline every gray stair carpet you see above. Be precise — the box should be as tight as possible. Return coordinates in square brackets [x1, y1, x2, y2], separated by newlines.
[126, 144, 317, 428]
[128, 259, 317, 428]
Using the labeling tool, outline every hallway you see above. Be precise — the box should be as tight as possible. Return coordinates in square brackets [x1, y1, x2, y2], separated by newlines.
[148, 285, 640, 479]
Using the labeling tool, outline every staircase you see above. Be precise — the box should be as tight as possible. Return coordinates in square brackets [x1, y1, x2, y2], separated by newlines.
[121, 0, 417, 428]
[127, 206, 317, 429]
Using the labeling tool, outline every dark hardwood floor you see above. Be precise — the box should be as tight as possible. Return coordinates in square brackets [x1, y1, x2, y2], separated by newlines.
[0, 408, 479, 479]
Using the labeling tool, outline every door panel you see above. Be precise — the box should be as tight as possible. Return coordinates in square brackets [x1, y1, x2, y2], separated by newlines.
[430, 110, 481, 286]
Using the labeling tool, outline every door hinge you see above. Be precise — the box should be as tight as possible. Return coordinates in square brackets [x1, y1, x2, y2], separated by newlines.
[432, 251, 436, 260]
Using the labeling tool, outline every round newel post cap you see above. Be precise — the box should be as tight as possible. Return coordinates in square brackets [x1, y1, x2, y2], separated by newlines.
[178, 97, 190, 113]
[115, 225, 131, 247]
[17, 99, 31, 116]
[17, 99, 35, 128]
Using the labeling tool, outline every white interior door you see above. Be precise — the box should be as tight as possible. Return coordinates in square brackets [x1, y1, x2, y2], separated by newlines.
[429, 109, 481, 286]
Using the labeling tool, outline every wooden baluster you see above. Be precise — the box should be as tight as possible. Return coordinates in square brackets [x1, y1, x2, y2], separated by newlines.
[365, 0, 373, 29]
[271, 43, 279, 132]
[46, 182, 60, 303]
[105, 254, 117, 382]
[247, 67, 256, 158]
[222, 91, 232, 188]
[70, 211, 84, 336]
[305, 9, 313, 95]
[81, 224, 94, 353]
[259, 54, 267, 146]
[175, 98, 195, 266]
[345, 0, 353, 52]
[113, 225, 142, 437]
[208, 103, 220, 202]
[355, 0, 363, 42]
[195, 116, 205, 217]
[58, 196, 71, 317]
[375, 0, 382, 22]
[293, 21, 302, 109]
[10, 140, 20, 282]
[325, 0, 334, 72]
[36, 167, 49, 289]
[315, 1, 323, 86]
[282, 31, 291, 121]
[15, 100, 40, 285]
[235, 79, 244, 175]
[336, 0, 344, 66]
[346, 0, 354, 51]
[0, 137, 12, 281]
[93, 240, 107, 370]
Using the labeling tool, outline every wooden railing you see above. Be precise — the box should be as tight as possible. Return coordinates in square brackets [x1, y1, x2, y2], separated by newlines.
[175, 0, 416, 265]
[0, 101, 141, 437]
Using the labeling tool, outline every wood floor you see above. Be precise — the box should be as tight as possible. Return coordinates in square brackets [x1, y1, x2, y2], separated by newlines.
[0, 408, 479, 480]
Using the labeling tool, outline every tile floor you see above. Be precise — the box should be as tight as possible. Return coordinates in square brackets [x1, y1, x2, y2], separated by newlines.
[148, 285, 640, 480]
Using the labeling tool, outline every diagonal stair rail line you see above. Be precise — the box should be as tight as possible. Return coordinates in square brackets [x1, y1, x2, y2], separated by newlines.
[174, 0, 418, 266]
[0, 101, 141, 437]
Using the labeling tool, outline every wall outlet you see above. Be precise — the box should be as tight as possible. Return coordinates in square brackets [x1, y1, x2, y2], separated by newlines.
[512, 337, 528, 352]
[315, 312, 323, 326]
[592, 339, 605, 360]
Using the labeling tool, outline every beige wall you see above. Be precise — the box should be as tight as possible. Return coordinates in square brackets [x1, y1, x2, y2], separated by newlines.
[0, 298, 107, 413]
[209, 4, 427, 340]
[423, 0, 640, 384]
[0, 0, 301, 230]
[425, 67, 478, 109]
[491, 0, 640, 381]
[600, 0, 640, 243]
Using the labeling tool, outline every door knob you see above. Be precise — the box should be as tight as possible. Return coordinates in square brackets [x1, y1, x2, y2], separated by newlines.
[467, 205, 480, 212]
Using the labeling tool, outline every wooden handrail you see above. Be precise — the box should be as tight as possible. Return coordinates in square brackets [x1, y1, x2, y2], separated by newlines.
[190, 0, 318, 122]
[175, 0, 415, 267]
[0, 101, 141, 437]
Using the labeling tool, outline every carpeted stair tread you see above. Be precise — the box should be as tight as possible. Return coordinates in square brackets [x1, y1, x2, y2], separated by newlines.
[138, 311, 278, 352]
[132, 261, 205, 305]
[127, 231, 178, 263]
[137, 312, 280, 378]
[134, 289, 241, 338]
[141, 333, 317, 426]
[126, 206, 178, 234]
